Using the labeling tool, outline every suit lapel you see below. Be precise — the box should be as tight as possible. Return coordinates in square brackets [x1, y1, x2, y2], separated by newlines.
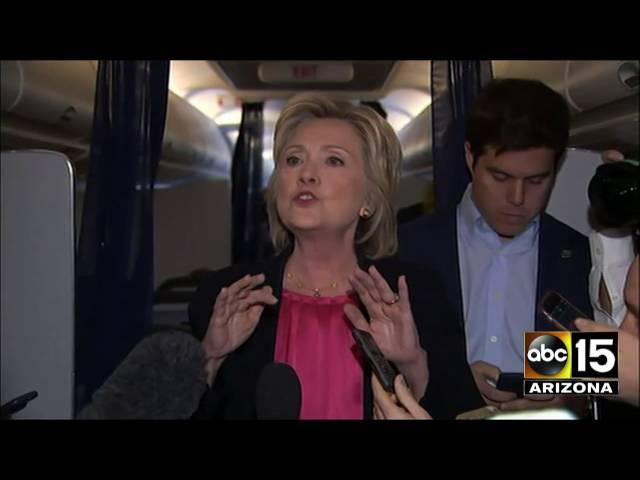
[242, 250, 288, 372]
[440, 211, 465, 327]
[536, 214, 573, 331]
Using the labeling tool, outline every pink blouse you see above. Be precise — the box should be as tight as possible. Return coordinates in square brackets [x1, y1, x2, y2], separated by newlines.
[274, 288, 364, 419]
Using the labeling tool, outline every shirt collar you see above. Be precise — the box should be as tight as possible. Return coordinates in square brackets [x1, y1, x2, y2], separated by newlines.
[458, 184, 540, 254]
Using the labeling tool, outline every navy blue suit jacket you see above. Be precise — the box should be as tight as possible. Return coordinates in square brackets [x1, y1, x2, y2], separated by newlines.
[399, 208, 593, 332]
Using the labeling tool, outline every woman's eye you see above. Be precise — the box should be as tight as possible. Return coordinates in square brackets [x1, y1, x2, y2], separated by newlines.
[327, 156, 344, 166]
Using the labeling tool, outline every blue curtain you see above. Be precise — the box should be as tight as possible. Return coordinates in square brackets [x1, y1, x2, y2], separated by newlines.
[431, 60, 493, 212]
[231, 102, 266, 264]
[75, 60, 170, 409]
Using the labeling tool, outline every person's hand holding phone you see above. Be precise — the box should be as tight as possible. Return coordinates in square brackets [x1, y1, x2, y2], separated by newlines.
[469, 361, 518, 407]
[372, 374, 431, 420]
[344, 266, 428, 398]
[352, 328, 398, 393]
[470, 361, 573, 413]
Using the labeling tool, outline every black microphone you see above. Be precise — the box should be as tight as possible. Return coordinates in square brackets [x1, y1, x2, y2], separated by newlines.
[76, 331, 207, 420]
[255, 363, 302, 420]
[1, 391, 38, 419]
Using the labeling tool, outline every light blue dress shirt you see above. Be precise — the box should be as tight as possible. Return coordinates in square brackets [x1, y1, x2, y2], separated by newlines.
[456, 186, 540, 373]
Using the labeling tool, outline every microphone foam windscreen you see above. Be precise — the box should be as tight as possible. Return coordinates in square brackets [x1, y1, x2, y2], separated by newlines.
[255, 363, 302, 420]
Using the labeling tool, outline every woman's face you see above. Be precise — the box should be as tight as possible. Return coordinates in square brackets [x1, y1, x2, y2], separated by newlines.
[276, 118, 369, 241]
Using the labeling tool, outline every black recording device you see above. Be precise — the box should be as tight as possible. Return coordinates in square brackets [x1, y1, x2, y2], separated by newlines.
[588, 159, 640, 233]
[351, 328, 397, 393]
[1, 391, 38, 419]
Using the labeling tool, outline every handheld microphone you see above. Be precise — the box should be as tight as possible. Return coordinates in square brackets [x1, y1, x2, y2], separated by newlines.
[255, 363, 302, 420]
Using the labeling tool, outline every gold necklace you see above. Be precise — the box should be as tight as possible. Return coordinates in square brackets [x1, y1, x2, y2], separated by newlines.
[286, 271, 338, 297]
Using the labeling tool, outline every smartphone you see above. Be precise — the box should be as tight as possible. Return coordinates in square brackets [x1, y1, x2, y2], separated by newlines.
[538, 291, 587, 331]
[351, 328, 397, 393]
[495, 372, 524, 398]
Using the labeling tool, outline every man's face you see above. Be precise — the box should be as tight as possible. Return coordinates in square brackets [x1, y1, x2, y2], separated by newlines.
[466, 144, 556, 238]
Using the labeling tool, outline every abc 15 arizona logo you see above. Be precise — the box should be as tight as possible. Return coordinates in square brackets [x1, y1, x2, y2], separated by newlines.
[524, 332, 618, 395]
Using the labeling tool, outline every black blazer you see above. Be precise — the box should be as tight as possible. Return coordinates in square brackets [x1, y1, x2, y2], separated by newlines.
[399, 209, 593, 332]
[188, 247, 484, 419]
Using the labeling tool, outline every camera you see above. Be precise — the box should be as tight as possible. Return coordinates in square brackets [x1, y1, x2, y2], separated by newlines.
[588, 159, 640, 230]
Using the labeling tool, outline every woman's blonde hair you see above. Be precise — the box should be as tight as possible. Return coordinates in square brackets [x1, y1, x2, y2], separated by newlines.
[265, 94, 402, 259]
